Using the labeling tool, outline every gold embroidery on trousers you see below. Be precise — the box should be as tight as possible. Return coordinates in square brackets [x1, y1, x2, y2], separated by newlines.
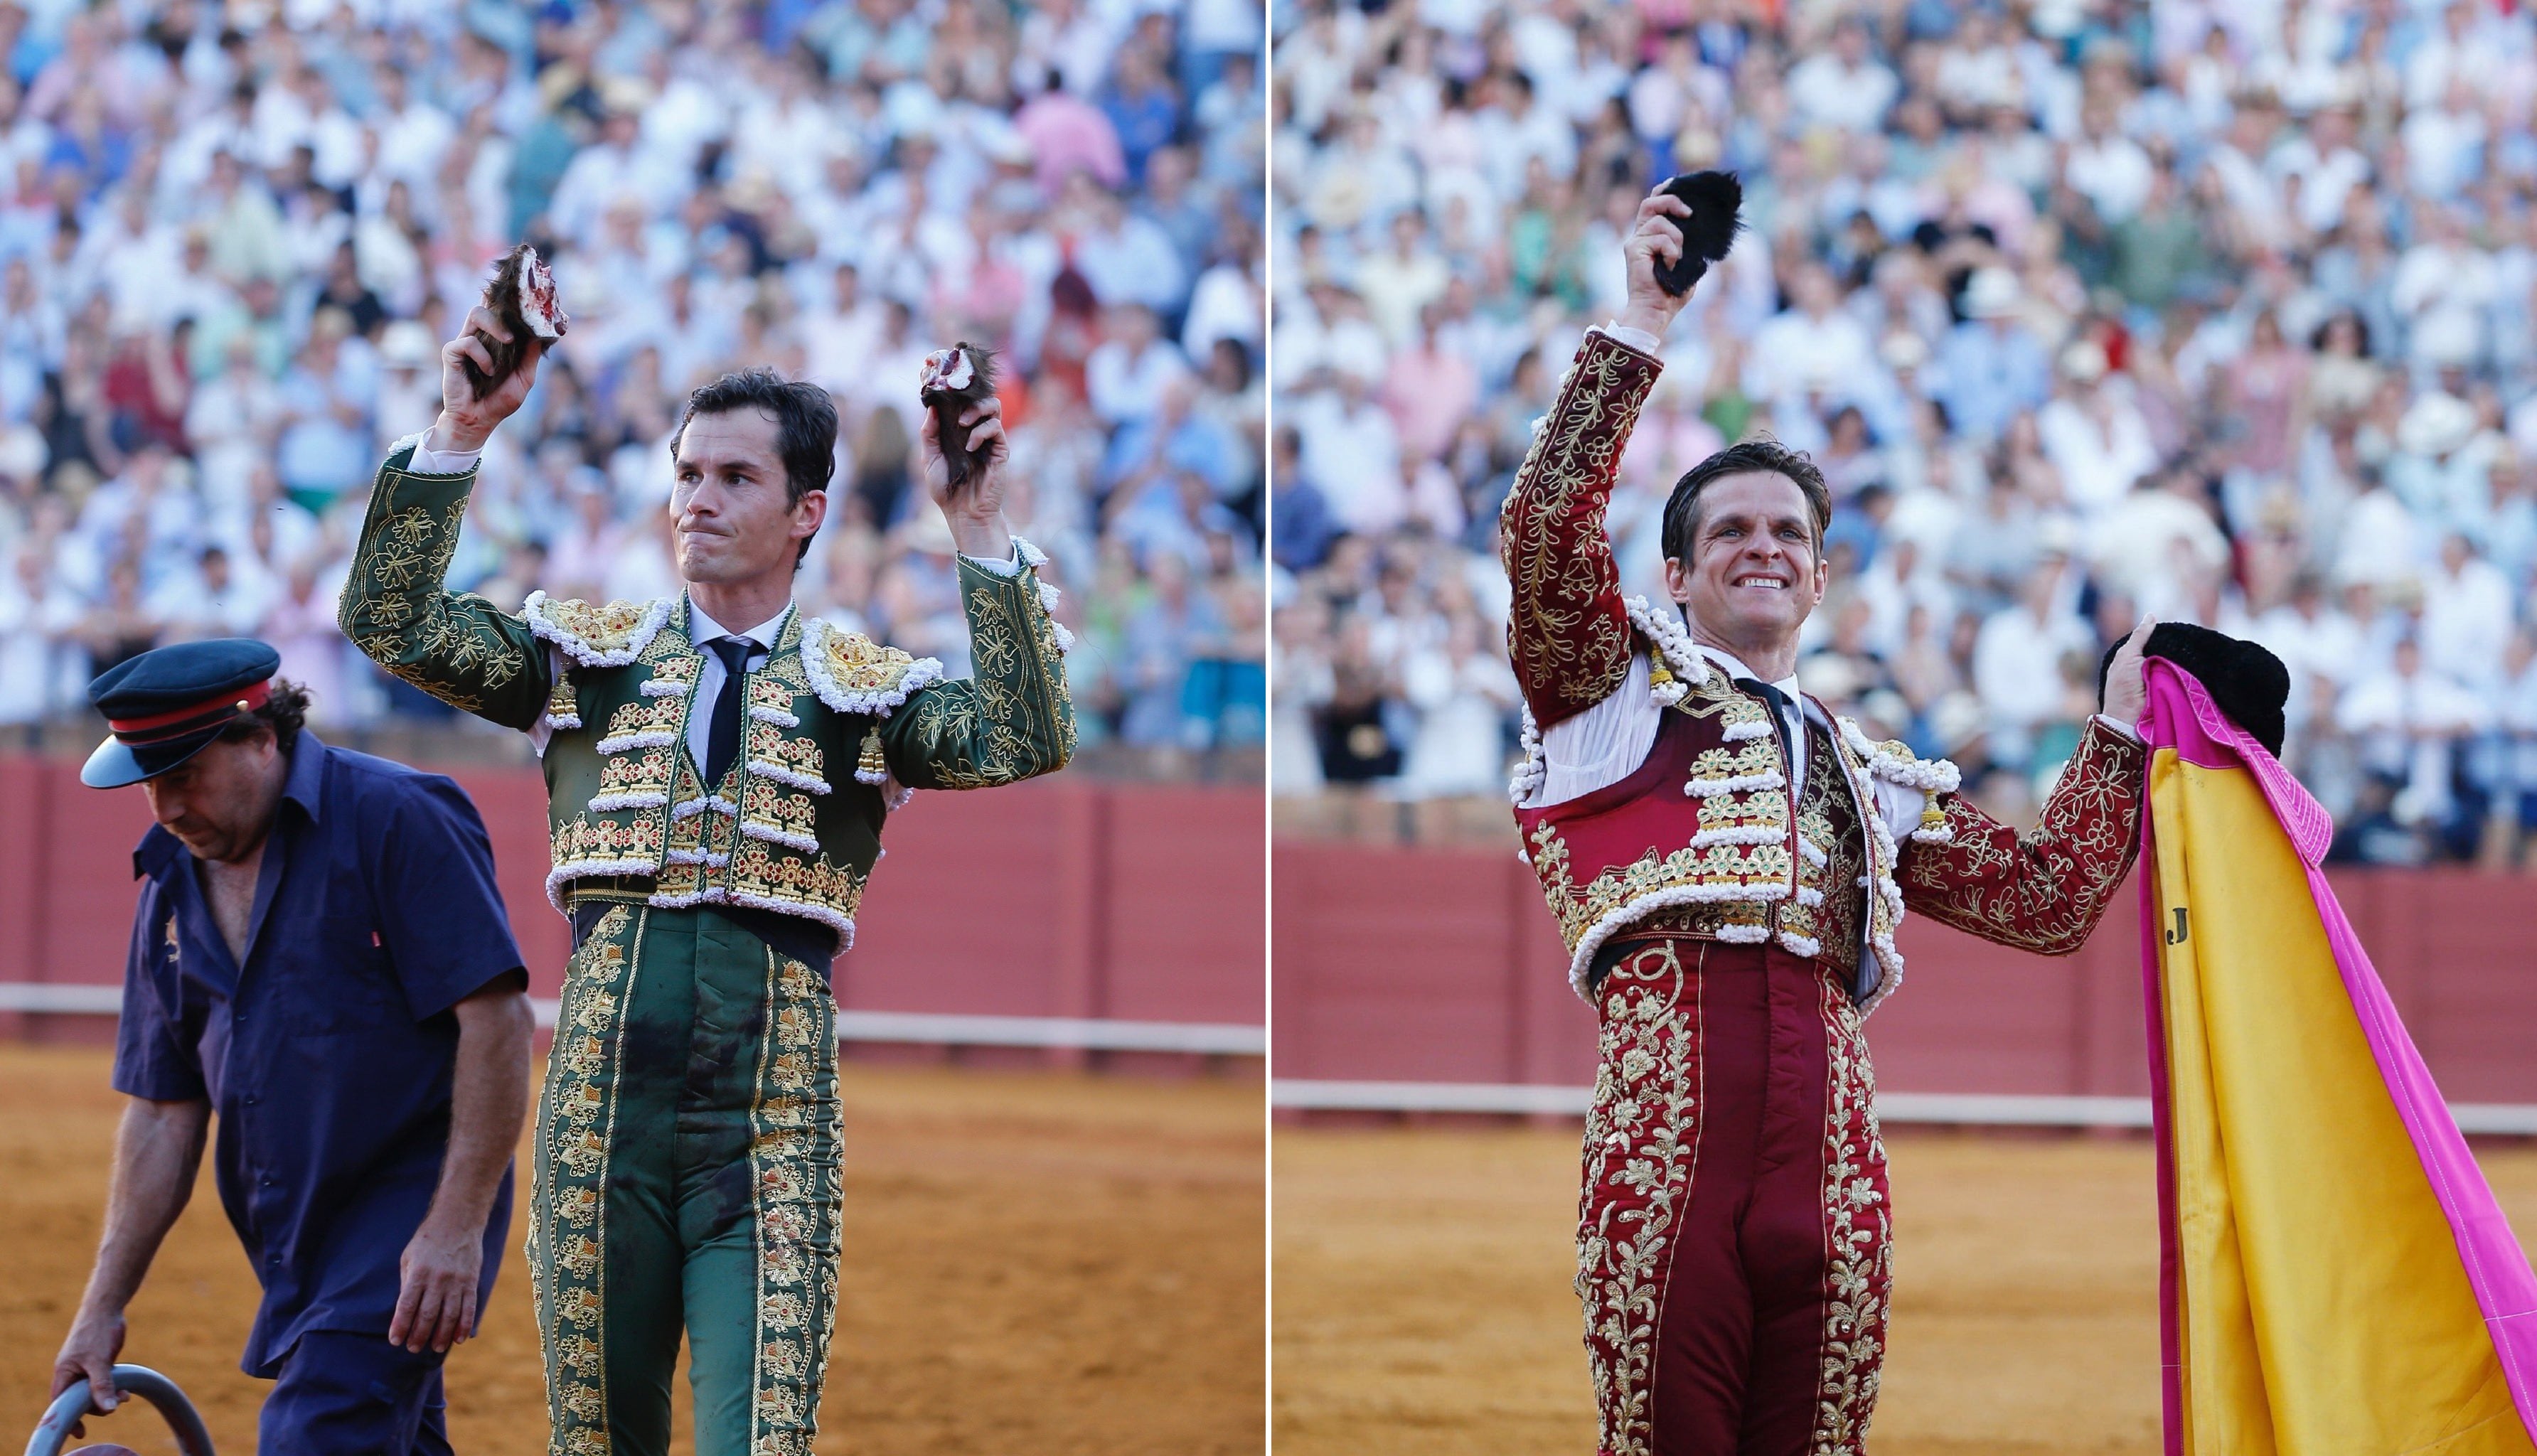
[530, 906, 641, 1456]
[1577, 939, 1702, 1456]
[748, 951, 842, 1455]
[1810, 970, 1890, 1455]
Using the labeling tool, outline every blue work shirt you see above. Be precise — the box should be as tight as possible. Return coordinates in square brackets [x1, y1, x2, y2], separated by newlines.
[111, 732, 527, 1378]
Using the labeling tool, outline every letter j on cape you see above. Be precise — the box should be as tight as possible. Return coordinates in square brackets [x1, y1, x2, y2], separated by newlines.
[2137, 654, 2537, 1455]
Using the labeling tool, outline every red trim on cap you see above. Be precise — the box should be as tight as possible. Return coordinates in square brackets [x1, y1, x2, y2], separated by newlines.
[109, 678, 272, 741]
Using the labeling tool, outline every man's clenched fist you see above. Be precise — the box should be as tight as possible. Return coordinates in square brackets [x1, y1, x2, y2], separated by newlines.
[1616, 188, 1698, 341]
[428, 304, 543, 454]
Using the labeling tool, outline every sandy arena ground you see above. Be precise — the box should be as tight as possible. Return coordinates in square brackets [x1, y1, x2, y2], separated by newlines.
[1274, 1121, 2537, 1456]
[0, 1045, 1264, 1455]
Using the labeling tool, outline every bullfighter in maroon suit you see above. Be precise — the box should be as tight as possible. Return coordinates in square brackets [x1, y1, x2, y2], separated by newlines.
[1502, 185, 2157, 1456]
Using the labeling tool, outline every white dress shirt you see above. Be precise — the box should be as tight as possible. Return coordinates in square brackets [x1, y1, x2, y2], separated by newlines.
[1528, 636, 1917, 824]
[685, 599, 789, 774]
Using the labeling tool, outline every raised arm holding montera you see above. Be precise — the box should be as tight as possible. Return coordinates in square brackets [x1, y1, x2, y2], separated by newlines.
[1500, 174, 1741, 729]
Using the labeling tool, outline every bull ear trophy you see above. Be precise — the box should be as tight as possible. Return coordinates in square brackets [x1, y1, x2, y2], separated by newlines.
[461, 243, 570, 400]
[919, 342, 1000, 488]
[1652, 170, 1745, 296]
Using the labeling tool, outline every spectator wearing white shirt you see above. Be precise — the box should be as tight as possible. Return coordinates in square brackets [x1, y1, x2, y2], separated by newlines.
[1293, 371, 1406, 537]
[2063, 101, 2154, 226]
[1355, 210, 1452, 349]
[2036, 341, 2157, 517]
[2420, 531, 2515, 692]
[2393, 206, 2501, 373]
[1972, 557, 2093, 767]
[2090, 466, 2231, 621]
[151, 544, 273, 643]
[369, 65, 455, 198]
[1786, 19, 1898, 136]
[1743, 262, 1873, 407]
[1086, 302, 1193, 426]
[1394, 609, 1522, 798]
[549, 107, 668, 251]
[1073, 183, 1191, 315]
[2269, 104, 2371, 237]
[2338, 636, 2491, 826]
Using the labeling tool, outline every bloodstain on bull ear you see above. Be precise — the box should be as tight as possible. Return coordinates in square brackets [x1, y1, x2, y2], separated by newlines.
[919, 342, 1000, 488]
[463, 244, 571, 400]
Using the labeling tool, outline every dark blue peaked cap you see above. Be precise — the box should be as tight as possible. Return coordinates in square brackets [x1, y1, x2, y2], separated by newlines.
[82, 638, 282, 788]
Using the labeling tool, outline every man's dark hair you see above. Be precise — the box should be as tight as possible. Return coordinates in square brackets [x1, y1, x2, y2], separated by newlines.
[671, 369, 840, 564]
[1660, 439, 1834, 562]
[218, 676, 311, 754]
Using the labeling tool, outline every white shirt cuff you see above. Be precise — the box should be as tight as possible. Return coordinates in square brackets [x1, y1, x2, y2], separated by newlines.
[1596, 320, 1664, 355]
[960, 545, 1024, 578]
[407, 439, 481, 475]
[2092, 712, 2139, 742]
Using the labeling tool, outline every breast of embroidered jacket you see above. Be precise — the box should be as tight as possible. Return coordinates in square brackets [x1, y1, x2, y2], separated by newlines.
[1514, 642, 1951, 1007]
[533, 596, 934, 953]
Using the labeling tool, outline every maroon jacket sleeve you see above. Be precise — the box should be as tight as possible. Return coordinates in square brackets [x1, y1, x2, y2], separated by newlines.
[1898, 717, 2149, 954]
[1498, 328, 1664, 729]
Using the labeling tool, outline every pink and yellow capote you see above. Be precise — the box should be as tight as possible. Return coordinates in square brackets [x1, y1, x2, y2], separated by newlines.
[2140, 656, 2537, 1455]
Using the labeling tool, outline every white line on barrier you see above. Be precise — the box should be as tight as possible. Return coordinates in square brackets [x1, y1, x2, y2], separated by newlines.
[0, 983, 119, 1013]
[0, 983, 1264, 1056]
[1271, 1079, 1590, 1114]
[1271, 1080, 2537, 1134]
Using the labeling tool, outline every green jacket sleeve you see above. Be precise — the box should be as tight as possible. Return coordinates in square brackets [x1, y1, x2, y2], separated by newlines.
[878, 547, 1076, 790]
[336, 443, 551, 731]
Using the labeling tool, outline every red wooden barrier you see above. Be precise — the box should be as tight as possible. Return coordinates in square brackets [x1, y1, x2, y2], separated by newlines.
[1271, 841, 2537, 1104]
[0, 752, 1264, 1029]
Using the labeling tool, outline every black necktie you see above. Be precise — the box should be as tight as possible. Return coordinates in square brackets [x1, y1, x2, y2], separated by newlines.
[704, 637, 753, 787]
[1736, 677, 1795, 771]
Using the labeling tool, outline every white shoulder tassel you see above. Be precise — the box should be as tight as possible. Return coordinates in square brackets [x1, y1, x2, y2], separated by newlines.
[1839, 715, 1962, 794]
[1507, 707, 1548, 805]
[1623, 596, 1708, 703]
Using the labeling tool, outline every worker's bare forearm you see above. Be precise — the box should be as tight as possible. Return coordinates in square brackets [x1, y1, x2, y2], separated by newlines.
[424, 983, 532, 1236]
[80, 1098, 210, 1316]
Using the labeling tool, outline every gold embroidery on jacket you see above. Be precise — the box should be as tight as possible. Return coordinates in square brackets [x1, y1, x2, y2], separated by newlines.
[1795, 730, 1868, 978]
[340, 487, 529, 713]
[1501, 335, 1662, 714]
[552, 812, 666, 873]
[1899, 722, 2146, 953]
[530, 596, 659, 660]
[894, 568, 1074, 787]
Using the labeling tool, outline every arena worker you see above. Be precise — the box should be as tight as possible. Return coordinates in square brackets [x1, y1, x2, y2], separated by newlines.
[336, 305, 1073, 1454]
[50, 636, 535, 1455]
[1502, 184, 2156, 1456]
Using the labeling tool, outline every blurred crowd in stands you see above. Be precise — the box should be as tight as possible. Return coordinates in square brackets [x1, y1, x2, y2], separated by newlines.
[1268, 0, 2537, 864]
[0, 0, 1266, 764]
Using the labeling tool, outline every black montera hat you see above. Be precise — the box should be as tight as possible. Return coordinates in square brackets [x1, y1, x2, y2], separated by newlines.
[2095, 622, 2290, 758]
[82, 638, 282, 788]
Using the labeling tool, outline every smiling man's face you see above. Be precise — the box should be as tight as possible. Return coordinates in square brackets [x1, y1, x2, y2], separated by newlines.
[1663, 469, 1827, 654]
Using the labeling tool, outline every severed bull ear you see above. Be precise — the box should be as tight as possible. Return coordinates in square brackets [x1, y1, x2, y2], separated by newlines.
[1652, 171, 1744, 297]
[461, 244, 569, 399]
[918, 341, 999, 488]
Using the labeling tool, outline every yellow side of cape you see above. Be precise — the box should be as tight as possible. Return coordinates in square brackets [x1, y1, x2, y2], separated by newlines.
[2150, 749, 2531, 1456]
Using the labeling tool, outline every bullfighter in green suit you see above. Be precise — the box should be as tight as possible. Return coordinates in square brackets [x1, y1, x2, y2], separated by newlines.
[338, 304, 1073, 1456]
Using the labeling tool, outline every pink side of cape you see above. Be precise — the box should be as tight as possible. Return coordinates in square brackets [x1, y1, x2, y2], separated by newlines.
[2137, 659, 2537, 1448]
